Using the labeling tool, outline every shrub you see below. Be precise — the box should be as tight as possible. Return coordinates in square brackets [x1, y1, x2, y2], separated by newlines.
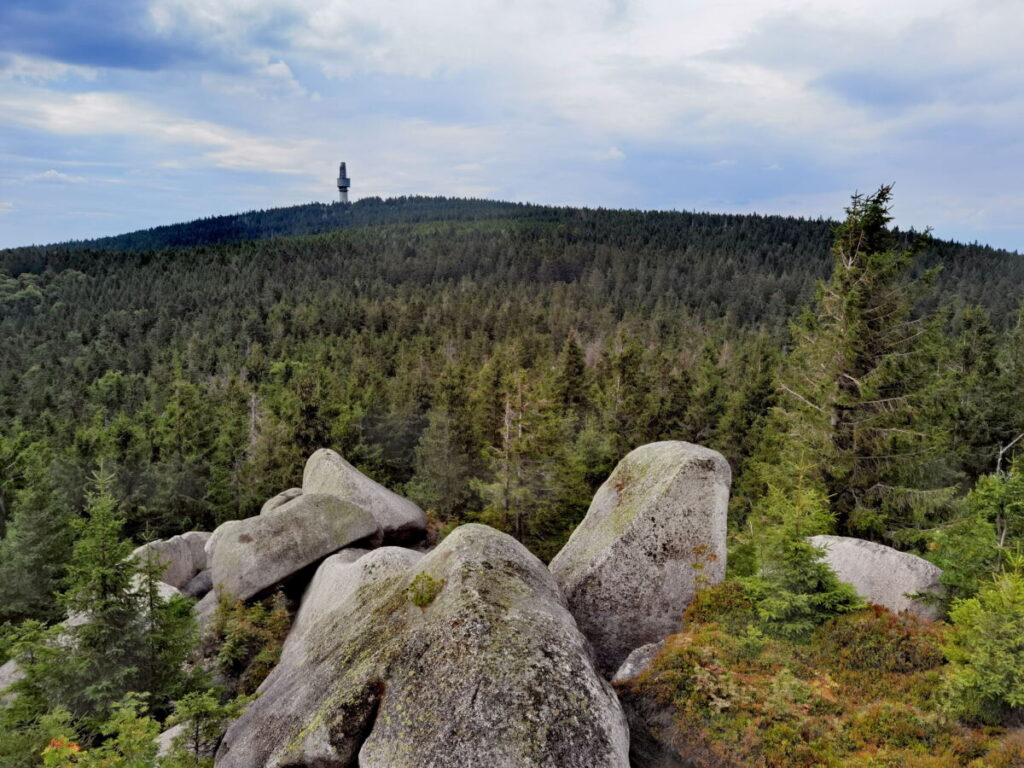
[815, 607, 944, 675]
[210, 592, 291, 696]
[684, 580, 756, 630]
[942, 562, 1024, 724]
[407, 573, 444, 607]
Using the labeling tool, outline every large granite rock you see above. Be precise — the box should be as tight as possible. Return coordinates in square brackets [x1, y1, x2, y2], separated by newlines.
[209, 494, 381, 602]
[182, 569, 213, 599]
[215, 524, 629, 768]
[156, 724, 187, 758]
[303, 448, 427, 543]
[132, 533, 208, 589]
[204, 520, 240, 562]
[808, 535, 943, 619]
[181, 531, 211, 570]
[261, 488, 303, 515]
[194, 590, 219, 634]
[550, 441, 730, 675]
[0, 658, 25, 706]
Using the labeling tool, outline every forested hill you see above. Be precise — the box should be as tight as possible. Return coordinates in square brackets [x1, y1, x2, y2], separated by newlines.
[6, 196, 1024, 322]
[45, 197, 530, 252]
[1, 197, 1023, 557]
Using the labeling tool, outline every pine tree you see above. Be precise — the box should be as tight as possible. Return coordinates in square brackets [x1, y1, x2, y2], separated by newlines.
[762, 186, 956, 540]
[6, 469, 200, 735]
[685, 339, 726, 447]
[554, 333, 588, 415]
[407, 406, 472, 519]
[947, 306, 1014, 479]
[0, 445, 74, 624]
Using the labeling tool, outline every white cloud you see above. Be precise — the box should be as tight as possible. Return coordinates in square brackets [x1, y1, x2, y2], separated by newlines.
[3, 0, 1022, 248]
[0, 54, 97, 83]
[0, 88, 323, 175]
[0, 201, 13, 214]
[24, 169, 86, 183]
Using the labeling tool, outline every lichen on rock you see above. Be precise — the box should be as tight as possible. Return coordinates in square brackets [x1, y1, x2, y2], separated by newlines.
[550, 441, 730, 676]
[215, 524, 629, 768]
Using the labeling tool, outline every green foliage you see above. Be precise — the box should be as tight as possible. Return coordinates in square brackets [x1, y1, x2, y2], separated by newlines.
[0, 470, 201, 762]
[407, 572, 445, 607]
[0, 444, 74, 624]
[40, 693, 159, 768]
[741, 467, 863, 640]
[619, 604, 1023, 767]
[162, 690, 253, 767]
[1, 196, 1019, 555]
[929, 462, 1024, 603]
[814, 606, 945, 674]
[208, 593, 291, 696]
[942, 559, 1024, 724]
[758, 186, 959, 542]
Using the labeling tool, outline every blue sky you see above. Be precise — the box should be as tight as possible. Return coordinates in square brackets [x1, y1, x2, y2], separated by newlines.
[1, 0, 1021, 251]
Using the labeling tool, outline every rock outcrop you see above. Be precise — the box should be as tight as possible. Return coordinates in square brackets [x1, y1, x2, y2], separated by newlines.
[132, 531, 210, 589]
[209, 494, 381, 602]
[808, 535, 943, 619]
[182, 569, 213, 599]
[215, 524, 629, 768]
[550, 441, 730, 675]
[0, 658, 24, 706]
[260, 488, 303, 515]
[612, 642, 691, 768]
[613, 639, 715, 768]
[303, 448, 427, 543]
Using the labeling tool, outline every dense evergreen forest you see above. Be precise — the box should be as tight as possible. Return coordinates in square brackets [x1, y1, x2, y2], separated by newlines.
[2, 196, 1022, 554]
[3, 191, 1024, 765]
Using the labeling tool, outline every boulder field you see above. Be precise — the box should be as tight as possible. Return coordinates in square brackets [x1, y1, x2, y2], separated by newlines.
[216, 526, 630, 768]
[120, 441, 945, 767]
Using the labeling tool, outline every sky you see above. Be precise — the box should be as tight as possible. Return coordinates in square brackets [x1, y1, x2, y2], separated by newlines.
[0, 0, 1021, 251]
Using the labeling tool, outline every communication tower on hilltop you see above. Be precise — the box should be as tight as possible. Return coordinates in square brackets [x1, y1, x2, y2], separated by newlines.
[337, 162, 351, 203]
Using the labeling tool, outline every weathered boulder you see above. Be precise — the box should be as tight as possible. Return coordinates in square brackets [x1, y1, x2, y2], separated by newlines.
[550, 441, 730, 675]
[209, 494, 381, 602]
[0, 658, 24, 706]
[808, 535, 943, 619]
[303, 448, 427, 543]
[182, 569, 213, 599]
[194, 590, 219, 634]
[132, 535, 199, 589]
[612, 640, 666, 686]
[181, 531, 211, 570]
[611, 642, 691, 768]
[156, 724, 187, 758]
[261, 488, 303, 515]
[215, 524, 629, 768]
[287, 548, 376, 639]
[204, 520, 240, 562]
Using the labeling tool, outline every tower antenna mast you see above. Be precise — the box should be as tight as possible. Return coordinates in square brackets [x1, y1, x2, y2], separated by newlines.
[337, 162, 351, 203]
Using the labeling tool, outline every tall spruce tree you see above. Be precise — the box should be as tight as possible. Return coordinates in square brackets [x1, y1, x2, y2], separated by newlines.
[0, 445, 74, 624]
[760, 186, 955, 541]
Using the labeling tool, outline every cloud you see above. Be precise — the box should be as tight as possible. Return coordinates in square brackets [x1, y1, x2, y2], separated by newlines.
[0, 0, 206, 70]
[24, 168, 86, 183]
[0, 53, 97, 81]
[0, 201, 13, 214]
[0, 87, 324, 175]
[0, 0, 1021, 250]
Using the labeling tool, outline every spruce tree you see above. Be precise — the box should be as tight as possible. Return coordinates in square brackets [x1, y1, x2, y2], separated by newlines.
[0, 445, 74, 624]
[762, 186, 955, 540]
[407, 406, 472, 519]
